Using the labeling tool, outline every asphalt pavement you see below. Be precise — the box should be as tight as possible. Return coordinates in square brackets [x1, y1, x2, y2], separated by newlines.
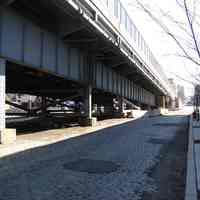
[0, 114, 188, 200]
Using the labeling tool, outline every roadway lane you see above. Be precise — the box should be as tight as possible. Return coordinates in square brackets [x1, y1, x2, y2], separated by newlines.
[0, 114, 188, 200]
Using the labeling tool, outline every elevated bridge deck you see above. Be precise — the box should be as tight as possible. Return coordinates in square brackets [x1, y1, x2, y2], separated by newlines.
[0, 0, 175, 142]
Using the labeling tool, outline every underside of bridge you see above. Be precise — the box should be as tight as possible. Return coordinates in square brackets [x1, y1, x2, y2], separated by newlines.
[0, 1, 169, 143]
[6, 0, 164, 94]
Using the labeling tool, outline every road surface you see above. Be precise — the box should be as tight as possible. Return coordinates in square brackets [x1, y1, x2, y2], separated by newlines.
[0, 114, 188, 200]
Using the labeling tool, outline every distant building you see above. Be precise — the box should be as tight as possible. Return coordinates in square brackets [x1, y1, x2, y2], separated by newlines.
[168, 79, 185, 109]
[177, 85, 185, 108]
[168, 78, 177, 109]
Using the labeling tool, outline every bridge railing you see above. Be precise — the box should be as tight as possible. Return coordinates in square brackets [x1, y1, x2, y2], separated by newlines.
[83, 0, 174, 96]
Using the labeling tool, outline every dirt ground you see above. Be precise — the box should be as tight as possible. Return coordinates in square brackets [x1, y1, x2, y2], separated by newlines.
[142, 119, 189, 200]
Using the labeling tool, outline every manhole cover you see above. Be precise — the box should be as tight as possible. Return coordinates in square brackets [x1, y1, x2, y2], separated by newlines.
[149, 138, 171, 144]
[63, 159, 120, 174]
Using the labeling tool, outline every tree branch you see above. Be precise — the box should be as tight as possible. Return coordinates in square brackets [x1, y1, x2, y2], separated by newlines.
[184, 0, 200, 58]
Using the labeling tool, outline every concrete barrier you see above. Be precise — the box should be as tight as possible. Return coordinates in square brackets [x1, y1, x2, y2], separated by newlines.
[79, 117, 97, 127]
[185, 116, 198, 200]
[0, 129, 16, 145]
[123, 108, 169, 118]
[123, 110, 148, 118]
[148, 108, 169, 117]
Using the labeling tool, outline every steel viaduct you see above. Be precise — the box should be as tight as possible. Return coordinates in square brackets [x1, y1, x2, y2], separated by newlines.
[0, 0, 175, 143]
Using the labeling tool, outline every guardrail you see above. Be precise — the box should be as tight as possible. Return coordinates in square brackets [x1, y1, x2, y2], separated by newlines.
[64, 0, 175, 97]
[86, 0, 174, 97]
[185, 116, 198, 200]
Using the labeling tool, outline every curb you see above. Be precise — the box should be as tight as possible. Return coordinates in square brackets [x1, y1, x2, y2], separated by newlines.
[185, 116, 198, 200]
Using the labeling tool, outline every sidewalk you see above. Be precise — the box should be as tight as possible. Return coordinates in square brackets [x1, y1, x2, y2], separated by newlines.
[185, 117, 199, 200]
[0, 118, 136, 158]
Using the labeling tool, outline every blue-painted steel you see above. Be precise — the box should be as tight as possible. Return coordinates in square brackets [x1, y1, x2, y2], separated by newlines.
[67, 0, 175, 98]
[0, 8, 156, 106]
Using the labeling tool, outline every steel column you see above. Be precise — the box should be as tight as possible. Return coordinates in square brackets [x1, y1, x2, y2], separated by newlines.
[162, 96, 166, 109]
[118, 96, 124, 114]
[0, 59, 5, 142]
[84, 85, 92, 119]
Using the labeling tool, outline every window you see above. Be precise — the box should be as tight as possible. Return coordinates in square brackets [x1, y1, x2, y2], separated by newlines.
[141, 38, 143, 50]
[133, 24, 137, 42]
[120, 5, 126, 26]
[127, 16, 131, 33]
[125, 12, 128, 30]
[114, 0, 119, 18]
[137, 32, 140, 48]
[143, 41, 146, 53]
[141, 38, 145, 51]
[130, 22, 133, 37]
[145, 45, 147, 56]
[126, 16, 129, 32]
[102, 0, 109, 6]
[139, 35, 142, 50]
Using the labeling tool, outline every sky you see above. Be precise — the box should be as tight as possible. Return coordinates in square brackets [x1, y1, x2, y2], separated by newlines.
[124, 0, 197, 97]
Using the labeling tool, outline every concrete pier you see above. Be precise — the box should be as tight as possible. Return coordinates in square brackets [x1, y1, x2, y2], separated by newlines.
[84, 85, 92, 119]
[81, 85, 96, 126]
[0, 59, 16, 144]
[117, 96, 125, 117]
[0, 59, 6, 143]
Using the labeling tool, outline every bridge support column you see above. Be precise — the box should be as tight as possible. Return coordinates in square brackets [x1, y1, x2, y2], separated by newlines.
[81, 85, 96, 126]
[161, 96, 166, 109]
[85, 85, 92, 119]
[155, 95, 169, 115]
[165, 96, 170, 109]
[116, 96, 125, 117]
[0, 59, 16, 144]
[156, 95, 166, 109]
[0, 59, 6, 141]
[169, 97, 176, 110]
[41, 96, 47, 115]
[118, 97, 124, 113]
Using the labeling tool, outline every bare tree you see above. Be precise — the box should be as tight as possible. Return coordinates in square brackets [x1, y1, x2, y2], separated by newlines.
[130, 0, 200, 80]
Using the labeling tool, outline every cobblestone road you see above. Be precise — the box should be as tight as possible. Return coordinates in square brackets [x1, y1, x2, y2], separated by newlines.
[0, 115, 188, 200]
